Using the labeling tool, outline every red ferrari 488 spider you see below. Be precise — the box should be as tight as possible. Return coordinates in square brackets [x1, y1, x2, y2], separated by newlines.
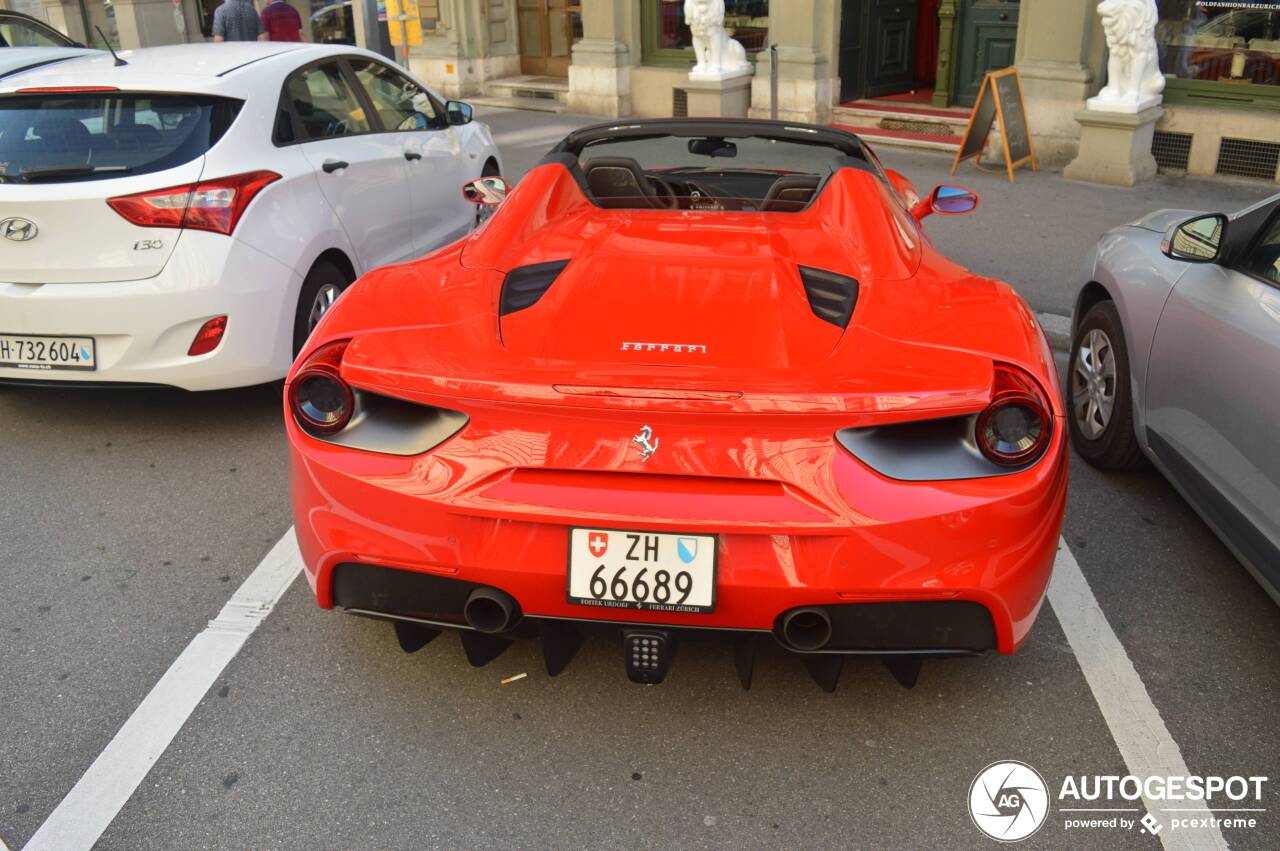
[285, 119, 1067, 691]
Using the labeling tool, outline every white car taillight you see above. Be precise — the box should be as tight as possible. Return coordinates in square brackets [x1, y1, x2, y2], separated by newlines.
[106, 170, 280, 235]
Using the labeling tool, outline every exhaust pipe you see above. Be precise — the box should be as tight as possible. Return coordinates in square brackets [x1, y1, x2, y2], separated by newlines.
[781, 607, 833, 651]
[463, 587, 520, 634]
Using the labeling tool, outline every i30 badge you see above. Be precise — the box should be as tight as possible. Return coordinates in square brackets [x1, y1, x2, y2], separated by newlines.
[631, 425, 659, 462]
[0, 217, 38, 242]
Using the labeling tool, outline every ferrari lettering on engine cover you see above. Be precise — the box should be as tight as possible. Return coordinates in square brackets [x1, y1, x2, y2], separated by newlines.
[620, 342, 708, 353]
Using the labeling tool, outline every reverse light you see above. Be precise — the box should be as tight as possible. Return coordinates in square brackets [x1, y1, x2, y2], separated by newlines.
[107, 170, 280, 235]
[289, 340, 353, 435]
[975, 363, 1052, 467]
[188, 316, 227, 356]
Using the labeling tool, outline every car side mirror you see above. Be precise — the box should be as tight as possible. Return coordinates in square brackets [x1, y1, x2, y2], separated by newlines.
[462, 176, 510, 206]
[911, 184, 979, 221]
[446, 100, 473, 126]
[1163, 213, 1227, 263]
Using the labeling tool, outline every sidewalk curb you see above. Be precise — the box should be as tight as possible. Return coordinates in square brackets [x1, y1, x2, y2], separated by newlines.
[1037, 312, 1071, 353]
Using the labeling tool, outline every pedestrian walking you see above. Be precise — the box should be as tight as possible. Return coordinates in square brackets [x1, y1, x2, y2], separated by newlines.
[260, 0, 304, 42]
[211, 0, 263, 42]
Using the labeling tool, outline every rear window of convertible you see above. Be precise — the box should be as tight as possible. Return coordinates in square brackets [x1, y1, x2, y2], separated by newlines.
[571, 133, 882, 213]
[0, 92, 242, 183]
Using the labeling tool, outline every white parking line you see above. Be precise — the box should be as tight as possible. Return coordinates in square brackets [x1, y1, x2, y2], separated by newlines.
[1048, 538, 1229, 850]
[23, 530, 303, 851]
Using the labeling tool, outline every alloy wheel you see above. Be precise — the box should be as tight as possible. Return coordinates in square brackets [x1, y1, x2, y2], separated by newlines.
[308, 283, 341, 332]
[1071, 328, 1117, 440]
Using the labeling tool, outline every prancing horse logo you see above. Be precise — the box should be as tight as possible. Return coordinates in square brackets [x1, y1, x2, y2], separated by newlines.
[631, 425, 659, 462]
[0, 217, 37, 242]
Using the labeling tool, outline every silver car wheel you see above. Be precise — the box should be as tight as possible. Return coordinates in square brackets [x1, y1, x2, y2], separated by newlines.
[1072, 328, 1117, 440]
[308, 283, 341, 332]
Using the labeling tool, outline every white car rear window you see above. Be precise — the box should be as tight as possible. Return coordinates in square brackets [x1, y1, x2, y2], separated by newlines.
[0, 92, 241, 183]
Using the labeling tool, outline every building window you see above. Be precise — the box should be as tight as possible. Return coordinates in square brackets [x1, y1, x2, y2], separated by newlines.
[641, 0, 769, 67]
[419, 0, 439, 33]
[1157, 0, 1280, 110]
[309, 0, 356, 44]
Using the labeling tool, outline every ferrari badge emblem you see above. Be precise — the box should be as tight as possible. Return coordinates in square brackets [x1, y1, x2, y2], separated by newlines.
[631, 425, 659, 462]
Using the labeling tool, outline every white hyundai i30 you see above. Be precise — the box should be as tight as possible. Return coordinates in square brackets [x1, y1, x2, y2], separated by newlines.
[0, 43, 501, 390]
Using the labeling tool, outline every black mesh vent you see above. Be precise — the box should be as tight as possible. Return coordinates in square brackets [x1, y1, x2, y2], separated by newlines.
[1216, 137, 1280, 181]
[673, 88, 688, 118]
[499, 259, 571, 316]
[798, 266, 859, 328]
[1151, 130, 1192, 173]
[879, 118, 955, 137]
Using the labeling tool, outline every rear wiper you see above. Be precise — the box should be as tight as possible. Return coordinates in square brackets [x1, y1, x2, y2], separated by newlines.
[18, 164, 132, 181]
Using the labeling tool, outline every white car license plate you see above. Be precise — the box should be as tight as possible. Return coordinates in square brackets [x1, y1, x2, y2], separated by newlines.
[0, 334, 96, 371]
[567, 528, 717, 614]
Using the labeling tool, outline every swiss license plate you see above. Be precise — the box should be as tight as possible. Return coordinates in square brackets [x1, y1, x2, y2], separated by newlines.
[567, 528, 717, 614]
[0, 334, 96, 371]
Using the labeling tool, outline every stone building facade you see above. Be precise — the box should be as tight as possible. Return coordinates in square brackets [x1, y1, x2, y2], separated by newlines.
[9, 0, 1280, 183]
[402, 0, 1280, 184]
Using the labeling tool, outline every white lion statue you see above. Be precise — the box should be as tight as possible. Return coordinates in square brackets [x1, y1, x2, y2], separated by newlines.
[685, 0, 752, 79]
[1090, 0, 1165, 111]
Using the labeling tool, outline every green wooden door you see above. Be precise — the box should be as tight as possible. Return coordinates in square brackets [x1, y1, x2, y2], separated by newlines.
[838, 0, 921, 101]
[866, 0, 920, 97]
[953, 0, 1019, 107]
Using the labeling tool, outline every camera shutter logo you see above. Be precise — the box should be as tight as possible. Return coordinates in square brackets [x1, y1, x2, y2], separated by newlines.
[1, 217, 38, 242]
[968, 761, 1050, 842]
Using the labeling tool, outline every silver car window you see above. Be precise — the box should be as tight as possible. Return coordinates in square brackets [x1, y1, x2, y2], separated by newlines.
[1241, 212, 1280, 286]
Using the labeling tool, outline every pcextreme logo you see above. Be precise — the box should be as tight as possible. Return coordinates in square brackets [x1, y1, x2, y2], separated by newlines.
[968, 761, 1050, 842]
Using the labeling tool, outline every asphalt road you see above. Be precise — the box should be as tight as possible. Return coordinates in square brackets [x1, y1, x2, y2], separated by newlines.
[1, 108, 1277, 850]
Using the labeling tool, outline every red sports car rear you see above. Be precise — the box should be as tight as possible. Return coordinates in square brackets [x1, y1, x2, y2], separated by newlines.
[285, 120, 1067, 690]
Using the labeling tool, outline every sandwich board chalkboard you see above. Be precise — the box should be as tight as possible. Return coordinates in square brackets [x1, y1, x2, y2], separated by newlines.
[950, 67, 1037, 183]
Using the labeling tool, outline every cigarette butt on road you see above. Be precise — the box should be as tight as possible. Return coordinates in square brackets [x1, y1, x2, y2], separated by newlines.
[500, 673, 528, 685]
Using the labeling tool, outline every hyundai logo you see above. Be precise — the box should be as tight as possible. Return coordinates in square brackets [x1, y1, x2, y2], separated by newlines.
[0, 217, 38, 242]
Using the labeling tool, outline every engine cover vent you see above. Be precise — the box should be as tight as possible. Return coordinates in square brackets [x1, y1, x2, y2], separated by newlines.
[798, 265, 860, 328]
[499, 259, 571, 316]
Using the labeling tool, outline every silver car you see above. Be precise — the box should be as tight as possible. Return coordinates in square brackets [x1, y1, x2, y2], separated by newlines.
[1071, 193, 1280, 603]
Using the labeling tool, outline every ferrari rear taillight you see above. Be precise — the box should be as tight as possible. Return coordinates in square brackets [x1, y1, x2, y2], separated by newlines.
[289, 340, 353, 435]
[975, 363, 1051, 467]
[107, 170, 280, 235]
